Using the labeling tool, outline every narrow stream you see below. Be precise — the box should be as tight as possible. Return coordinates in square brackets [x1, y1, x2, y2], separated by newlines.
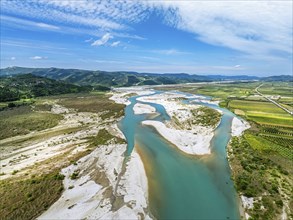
[118, 90, 240, 219]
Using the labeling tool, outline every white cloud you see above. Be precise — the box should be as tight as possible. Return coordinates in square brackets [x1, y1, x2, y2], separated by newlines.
[153, 1, 292, 58]
[10, 57, 16, 60]
[1, 0, 292, 61]
[30, 56, 47, 60]
[1, 15, 60, 31]
[110, 41, 120, 47]
[234, 65, 241, 68]
[0, 0, 145, 31]
[91, 33, 113, 46]
[36, 22, 60, 30]
[1, 39, 69, 54]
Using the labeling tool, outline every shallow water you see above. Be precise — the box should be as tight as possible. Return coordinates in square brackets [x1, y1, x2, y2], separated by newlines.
[119, 91, 240, 219]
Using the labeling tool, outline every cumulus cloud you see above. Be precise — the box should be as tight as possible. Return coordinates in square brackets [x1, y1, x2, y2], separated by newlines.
[10, 57, 16, 60]
[91, 33, 112, 46]
[30, 56, 47, 60]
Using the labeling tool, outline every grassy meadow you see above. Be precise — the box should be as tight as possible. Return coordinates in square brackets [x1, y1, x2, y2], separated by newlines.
[0, 105, 63, 140]
[55, 93, 125, 119]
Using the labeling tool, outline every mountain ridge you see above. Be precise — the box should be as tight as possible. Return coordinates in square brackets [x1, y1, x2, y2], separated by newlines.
[1, 67, 292, 87]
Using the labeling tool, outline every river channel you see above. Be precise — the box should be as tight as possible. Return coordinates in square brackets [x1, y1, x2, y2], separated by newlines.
[119, 90, 240, 219]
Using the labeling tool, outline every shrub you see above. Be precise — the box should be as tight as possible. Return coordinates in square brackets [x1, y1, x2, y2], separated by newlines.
[70, 171, 79, 180]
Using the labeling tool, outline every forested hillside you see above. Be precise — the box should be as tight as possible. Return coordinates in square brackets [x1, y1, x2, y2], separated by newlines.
[0, 74, 92, 102]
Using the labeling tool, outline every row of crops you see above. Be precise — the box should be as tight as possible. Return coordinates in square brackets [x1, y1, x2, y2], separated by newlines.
[245, 134, 293, 160]
[260, 134, 293, 149]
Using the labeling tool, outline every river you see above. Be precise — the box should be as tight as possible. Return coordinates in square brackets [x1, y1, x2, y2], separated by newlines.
[119, 90, 240, 219]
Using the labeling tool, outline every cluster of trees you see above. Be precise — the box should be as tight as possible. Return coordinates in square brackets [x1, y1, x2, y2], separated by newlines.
[0, 87, 20, 102]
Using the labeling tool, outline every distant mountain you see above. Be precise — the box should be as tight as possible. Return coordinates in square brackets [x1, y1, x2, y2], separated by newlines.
[0, 73, 93, 102]
[205, 75, 259, 81]
[0, 67, 291, 87]
[261, 75, 293, 82]
[0, 66, 44, 76]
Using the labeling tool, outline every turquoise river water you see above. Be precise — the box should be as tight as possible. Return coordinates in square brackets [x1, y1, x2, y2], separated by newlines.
[119, 91, 240, 219]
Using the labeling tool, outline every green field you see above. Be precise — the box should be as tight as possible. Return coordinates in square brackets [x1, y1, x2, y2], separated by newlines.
[258, 82, 293, 97]
[195, 83, 257, 99]
[229, 100, 293, 127]
[245, 134, 292, 160]
[229, 100, 286, 113]
[158, 82, 260, 100]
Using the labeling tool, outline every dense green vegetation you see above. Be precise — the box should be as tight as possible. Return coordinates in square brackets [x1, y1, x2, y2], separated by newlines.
[228, 136, 292, 219]
[0, 74, 93, 103]
[190, 106, 222, 127]
[0, 105, 62, 140]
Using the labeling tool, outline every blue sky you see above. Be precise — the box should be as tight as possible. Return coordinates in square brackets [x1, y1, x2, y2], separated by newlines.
[0, 0, 292, 76]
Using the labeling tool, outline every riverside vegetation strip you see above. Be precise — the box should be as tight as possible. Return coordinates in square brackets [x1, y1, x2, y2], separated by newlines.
[157, 81, 293, 219]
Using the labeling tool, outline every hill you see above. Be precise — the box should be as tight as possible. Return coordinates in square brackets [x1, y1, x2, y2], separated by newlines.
[0, 74, 93, 102]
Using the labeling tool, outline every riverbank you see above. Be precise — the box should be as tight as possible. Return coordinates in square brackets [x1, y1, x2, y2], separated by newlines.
[38, 143, 151, 219]
[229, 117, 251, 219]
[231, 117, 250, 137]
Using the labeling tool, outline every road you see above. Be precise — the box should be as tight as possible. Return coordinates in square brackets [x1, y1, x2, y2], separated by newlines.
[255, 84, 293, 116]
